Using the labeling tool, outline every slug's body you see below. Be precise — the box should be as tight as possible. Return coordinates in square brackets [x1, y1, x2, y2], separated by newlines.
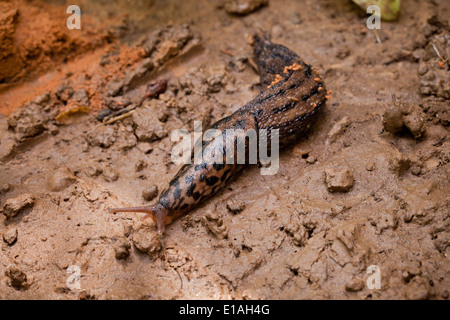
[110, 35, 328, 233]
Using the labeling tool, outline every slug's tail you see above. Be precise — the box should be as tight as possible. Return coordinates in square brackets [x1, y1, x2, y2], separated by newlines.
[109, 204, 169, 234]
[252, 34, 300, 88]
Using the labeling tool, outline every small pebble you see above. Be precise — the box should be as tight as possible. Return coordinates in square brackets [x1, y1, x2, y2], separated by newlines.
[410, 164, 422, 176]
[3, 227, 18, 245]
[365, 161, 375, 171]
[345, 279, 364, 292]
[103, 167, 119, 182]
[306, 155, 316, 164]
[226, 198, 245, 214]
[324, 167, 354, 192]
[142, 185, 158, 201]
[114, 239, 131, 260]
[224, 0, 268, 15]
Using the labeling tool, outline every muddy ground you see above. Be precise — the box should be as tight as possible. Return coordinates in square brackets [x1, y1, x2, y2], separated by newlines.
[0, 0, 449, 300]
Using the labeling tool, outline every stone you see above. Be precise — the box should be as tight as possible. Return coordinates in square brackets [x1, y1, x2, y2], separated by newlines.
[324, 167, 354, 192]
[142, 185, 158, 201]
[2, 193, 35, 219]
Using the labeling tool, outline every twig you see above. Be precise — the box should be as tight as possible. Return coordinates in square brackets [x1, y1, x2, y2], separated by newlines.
[102, 110, 135, 125]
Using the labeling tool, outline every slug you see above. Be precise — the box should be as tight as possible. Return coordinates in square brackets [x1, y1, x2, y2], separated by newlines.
[109, 35, 328, 233]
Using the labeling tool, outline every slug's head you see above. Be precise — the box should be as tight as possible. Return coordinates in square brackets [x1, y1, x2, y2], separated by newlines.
[109, 204, 171, 234]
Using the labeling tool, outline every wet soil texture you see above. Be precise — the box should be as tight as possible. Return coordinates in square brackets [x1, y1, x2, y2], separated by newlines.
[0, 0, 449, 300]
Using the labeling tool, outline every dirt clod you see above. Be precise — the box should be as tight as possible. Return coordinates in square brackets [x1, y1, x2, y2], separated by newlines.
[5, 266, 28, 290]
[383, 105, 404, 134]
[202, 210, 228, 239]
[85, 125, 117, 148]
[72, 88, 90, 106]
[132, 227, 161, 254]
[224, 0, 269, 15]
[85, 164, 103, 177]
[33, 91, 51, 106]
[0, 183, 11, 194]
[7, 103, 54, 141]
[226, 199, 245, 214]
[345, 279, 364, 292]
[285, 222, 309, 246]
[324, 167, 354, 192]
[0, 0, 448, 301]
[403, 105, 426, 139]
[383, 103, 426, 138]
[132, 108, 167, 142]
[0, 136, 16, 160]
[47, 166, 76, 192]
[405, 276, 431, 300]
[78, 290, 95, 300]
[114, 238, 131, 260]
[388, 151, 411, 176]
[3, 227, 18, 245]
[327, 116, 351, 143]
[306, 155, 317, 164]
[2, 193, 35, 219]
[142, 185, 159, 201]
[103, 166, 119, 182]
[137, 142, 153, 154]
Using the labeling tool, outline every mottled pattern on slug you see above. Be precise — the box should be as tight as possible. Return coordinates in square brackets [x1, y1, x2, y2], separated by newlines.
[110, 35, 327, 233]
[160, 112, 257, 220]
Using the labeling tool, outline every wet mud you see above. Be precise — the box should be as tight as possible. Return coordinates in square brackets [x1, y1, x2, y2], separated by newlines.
[0, 0, 449, 299]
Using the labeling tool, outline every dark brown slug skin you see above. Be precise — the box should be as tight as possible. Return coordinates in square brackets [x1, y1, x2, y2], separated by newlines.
[109, 35, 328, 233]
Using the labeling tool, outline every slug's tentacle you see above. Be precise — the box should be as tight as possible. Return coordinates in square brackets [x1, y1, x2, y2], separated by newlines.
[109, 35, 327, 234]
